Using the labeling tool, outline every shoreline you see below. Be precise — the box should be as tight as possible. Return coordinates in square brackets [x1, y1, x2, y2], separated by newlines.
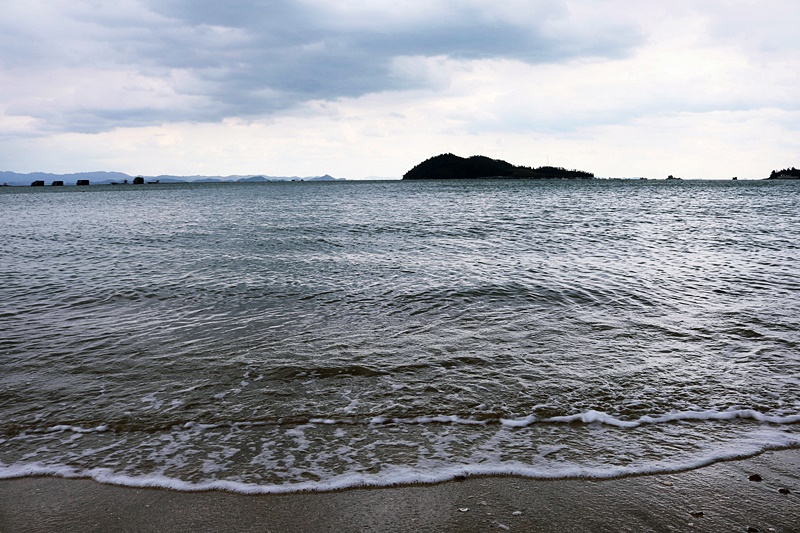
[1, 449, 798, 532]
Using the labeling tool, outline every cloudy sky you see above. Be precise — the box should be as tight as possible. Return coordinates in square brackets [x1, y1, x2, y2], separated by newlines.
[1, 0, 798, 179]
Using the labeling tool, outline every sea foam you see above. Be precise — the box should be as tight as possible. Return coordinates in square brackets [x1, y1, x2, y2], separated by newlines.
[2, 431, 798, 495]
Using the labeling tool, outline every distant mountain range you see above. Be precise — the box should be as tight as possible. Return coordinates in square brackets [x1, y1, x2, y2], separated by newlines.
[0, 171, 345, 186]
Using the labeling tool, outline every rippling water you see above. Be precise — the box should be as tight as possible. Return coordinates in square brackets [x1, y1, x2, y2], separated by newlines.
[1, 179, 799, 492]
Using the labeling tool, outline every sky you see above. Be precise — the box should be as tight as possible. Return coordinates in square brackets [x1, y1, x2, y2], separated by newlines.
[1, 1, 798, 179]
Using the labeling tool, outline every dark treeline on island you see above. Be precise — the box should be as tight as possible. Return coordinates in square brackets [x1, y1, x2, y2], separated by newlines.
[402, 153, 594, 180]
[767, 167, 800, 180]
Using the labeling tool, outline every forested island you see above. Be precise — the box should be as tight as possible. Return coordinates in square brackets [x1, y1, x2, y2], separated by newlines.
[402, 154, 594, 180]
[766, 167, 800, 179]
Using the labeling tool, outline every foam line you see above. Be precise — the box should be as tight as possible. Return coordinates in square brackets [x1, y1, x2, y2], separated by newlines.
[2, 435, 799, 494]
[14, 407, 800, 438]
[542, 409, 800, 428]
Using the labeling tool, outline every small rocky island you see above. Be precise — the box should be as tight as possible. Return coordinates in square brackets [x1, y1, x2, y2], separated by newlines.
[402, 153, 594, 180]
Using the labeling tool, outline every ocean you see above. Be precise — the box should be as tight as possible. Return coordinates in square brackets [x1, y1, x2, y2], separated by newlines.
[1, 179, 799, 493]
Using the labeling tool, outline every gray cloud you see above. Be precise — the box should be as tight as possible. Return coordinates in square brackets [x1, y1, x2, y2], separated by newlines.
[1, 1, 644, 133]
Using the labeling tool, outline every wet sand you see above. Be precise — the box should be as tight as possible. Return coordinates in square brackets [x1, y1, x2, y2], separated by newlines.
[1, 448, 798, 532]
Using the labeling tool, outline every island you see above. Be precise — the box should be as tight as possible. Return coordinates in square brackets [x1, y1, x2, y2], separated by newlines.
[402, 153, 594, 180]
[766, 167, 800, 180]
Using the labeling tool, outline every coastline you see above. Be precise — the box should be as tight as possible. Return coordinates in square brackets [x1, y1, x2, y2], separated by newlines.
[1, 448, 798, 532]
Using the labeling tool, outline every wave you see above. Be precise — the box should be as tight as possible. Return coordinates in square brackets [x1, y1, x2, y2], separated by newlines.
[359, 408, 800, 429]
[7, 407, 798, 440]
[2, 435, 799, 495]
[537, 408, 800, 427]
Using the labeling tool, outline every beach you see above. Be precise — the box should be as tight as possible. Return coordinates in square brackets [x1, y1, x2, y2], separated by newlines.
[2, 448, 798, 532]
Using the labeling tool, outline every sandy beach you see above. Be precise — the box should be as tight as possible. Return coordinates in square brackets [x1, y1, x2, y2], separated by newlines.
[1, 448, 798, 532]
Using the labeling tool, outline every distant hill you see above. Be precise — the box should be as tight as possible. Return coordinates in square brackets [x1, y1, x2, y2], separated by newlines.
[402, 154, 594, 180]
[0, 171, 345, 186]
[766, 167, 800, 180]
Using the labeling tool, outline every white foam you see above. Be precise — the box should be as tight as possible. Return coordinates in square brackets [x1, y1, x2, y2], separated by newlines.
[2, 430, 799, 494]
[369, 414, 488, 426]
[31, 424, 110, 434]
[500, 415, 537, 428]
[544, 409, 800, 428]
[310, 418, 339, 425]
[364, 407, 800, 430]
[359, 408, 800, 430]
[5, 407, 799, 496]
[16, 406, 800, 441]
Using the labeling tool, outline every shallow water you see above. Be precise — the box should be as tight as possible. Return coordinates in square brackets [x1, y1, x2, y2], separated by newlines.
[1, 179, 799, 492]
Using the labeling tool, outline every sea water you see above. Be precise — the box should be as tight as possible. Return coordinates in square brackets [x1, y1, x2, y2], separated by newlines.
[1, 179, 799, 493]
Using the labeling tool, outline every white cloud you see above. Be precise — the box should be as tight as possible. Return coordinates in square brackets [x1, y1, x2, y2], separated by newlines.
[0, 0, 643, 132]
